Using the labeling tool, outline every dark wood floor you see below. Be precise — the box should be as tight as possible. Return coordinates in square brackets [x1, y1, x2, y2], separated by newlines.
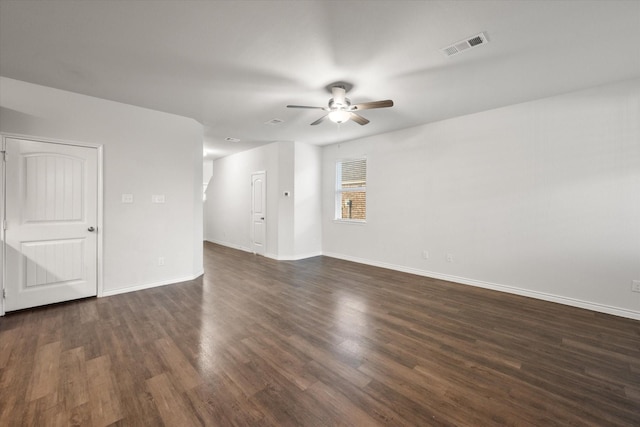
[1, 242, 639, 426]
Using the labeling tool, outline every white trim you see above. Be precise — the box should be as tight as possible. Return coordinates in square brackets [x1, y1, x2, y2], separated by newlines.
[0, 132, 103, 149]
[102, 271, 204, 297]
[205, 239, 253, 254]
[0, 137, 5, 317]
[332, 219, 366, 225]
[265, 251, 323, 261]
[96, 145, 104, 298]
[323, 251, 640, 321]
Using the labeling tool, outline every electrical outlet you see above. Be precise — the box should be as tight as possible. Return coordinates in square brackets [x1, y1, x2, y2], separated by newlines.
[632, 280, 640, 293]
[158, 257, 165, 266]
[422, 250, 429, 260]
[446, 253, 454, 263]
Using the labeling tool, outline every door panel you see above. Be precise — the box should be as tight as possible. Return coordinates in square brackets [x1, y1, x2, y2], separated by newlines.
[22, 239, 85, 287]
[24, 154, 84, 222]
[251, 172, 266, 255]
[4, 138, 98, 311]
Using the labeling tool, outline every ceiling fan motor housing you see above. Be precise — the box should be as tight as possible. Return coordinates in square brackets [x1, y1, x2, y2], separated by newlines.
[328, 97, 351, 110]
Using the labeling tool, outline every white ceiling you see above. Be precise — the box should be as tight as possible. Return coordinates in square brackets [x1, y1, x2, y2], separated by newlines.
[1, 0, 639, 160]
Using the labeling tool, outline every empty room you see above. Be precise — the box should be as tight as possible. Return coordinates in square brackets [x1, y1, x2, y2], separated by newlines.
[1, 0, 639, 425]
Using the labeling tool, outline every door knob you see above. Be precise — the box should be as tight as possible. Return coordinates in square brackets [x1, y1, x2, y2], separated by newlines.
[88, 227, 95, 232]
[260, 217, 265, 220]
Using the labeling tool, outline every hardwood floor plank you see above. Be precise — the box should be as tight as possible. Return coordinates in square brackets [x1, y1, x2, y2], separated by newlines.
[26, 340, 61, 402]
[86, 355, 123, 426]
[0, 242, 638, 425]
[154, 337, 203, 393]
[363, 379, 455, 426]
[0, 328, 18, 369]
[216, 343, 268, 398]
[67, 402, 93, 427]
[146, 373, 203, 426]
[59, 347, 89, 410]
[241, 335, 318, 391]
[0, 394, 21, 426]
[287, 334, 371, 389]
[358, 352, 490, 426]
[249, 379, 329, 426]
[306, 380, 382, 426]
[303, 359, 408, 426]
[35, 311, 64, 347]
[184, 375, 268, 426]
[23, 393, 67, 427]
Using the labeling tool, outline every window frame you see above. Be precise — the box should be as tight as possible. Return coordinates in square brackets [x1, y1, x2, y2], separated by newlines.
[334, 157, 367, 223]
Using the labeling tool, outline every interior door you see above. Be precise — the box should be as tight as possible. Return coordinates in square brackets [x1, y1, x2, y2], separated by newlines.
[251, 172, 266, 256]
[4, 137, 98, 311]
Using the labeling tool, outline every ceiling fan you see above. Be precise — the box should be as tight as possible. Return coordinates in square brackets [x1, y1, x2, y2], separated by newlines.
[287, 84, 394, 126]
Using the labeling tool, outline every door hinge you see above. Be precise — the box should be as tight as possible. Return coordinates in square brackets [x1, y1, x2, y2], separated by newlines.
[1, 150, 5, 162]
[2, 289, 5, 299]
[2, 219, 6, 231]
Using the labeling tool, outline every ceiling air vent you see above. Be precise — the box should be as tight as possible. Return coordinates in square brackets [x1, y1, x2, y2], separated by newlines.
[224, 137, 240, 142]
[441, 32, 489, 57]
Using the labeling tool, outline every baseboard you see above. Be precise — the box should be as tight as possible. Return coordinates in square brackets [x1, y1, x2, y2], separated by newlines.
[323, 252, 640, 321]
[266, 251, 323, 261]
[207, 240, 321, 261]
[102, 271, 204, 297]
[205, 239, 252, 254]
[202, 242, 640, 321]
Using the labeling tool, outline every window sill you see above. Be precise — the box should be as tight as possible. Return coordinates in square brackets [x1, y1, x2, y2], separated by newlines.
[333, 219, 367, 225]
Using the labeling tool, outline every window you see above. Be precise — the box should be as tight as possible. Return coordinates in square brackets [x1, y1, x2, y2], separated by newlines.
[335, 158, 366, 221]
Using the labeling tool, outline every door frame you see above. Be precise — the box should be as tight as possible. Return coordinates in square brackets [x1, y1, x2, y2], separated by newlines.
[1, 133, 104, 316]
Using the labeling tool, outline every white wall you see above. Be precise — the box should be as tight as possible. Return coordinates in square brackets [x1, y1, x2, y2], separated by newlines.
[204, 140, 322, 260]
[278, 142, 295, 258]
[0, 77, 204, 295]
[203, 159, 214, 188]
[202, 159, 213, 238]
[204, 141, 283, 257]
[322, 78, 640, 319]
[294, 141, 322, 258]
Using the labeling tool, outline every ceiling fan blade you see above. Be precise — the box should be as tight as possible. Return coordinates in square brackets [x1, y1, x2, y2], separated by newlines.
[310, 115, 328, 126]
[287, 105, 327, 110]
[349, 112, 370, 126]
[350, 100, 394, 111]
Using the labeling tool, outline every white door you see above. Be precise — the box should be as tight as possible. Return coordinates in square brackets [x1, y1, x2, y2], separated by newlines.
[251, 172, 266, 256]
[4, 138, 98, 311]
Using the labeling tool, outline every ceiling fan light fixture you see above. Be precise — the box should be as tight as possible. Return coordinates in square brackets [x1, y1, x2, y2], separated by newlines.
[328, 110, 350, 124]
[287, 82, 393, 126]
